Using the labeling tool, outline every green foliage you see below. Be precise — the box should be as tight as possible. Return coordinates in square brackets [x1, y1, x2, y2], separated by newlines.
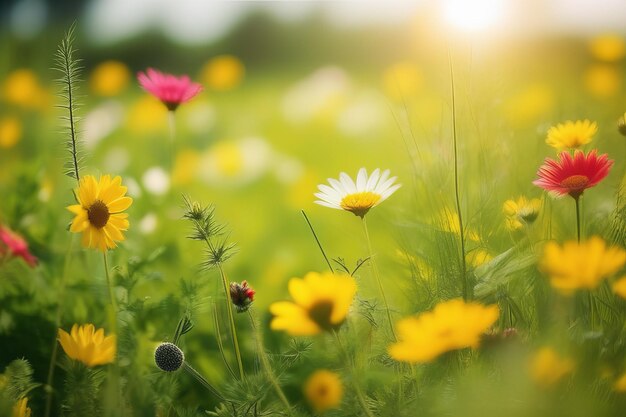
[61, 360, 105, 417]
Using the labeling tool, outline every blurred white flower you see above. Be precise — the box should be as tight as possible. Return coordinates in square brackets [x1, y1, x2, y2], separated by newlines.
[142, 166, 170, 195]
[83, 101, 124, 149]
[199, 137, 271, 186]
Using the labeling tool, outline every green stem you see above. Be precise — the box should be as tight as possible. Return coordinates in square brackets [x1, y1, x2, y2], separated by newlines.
[43, 235, 75, 417]
[588, 291, 595, 331]
[103, 252, 118, 322]
[332, 331, 375, 417]
[183, 362, 225, 401]
[247, 310, 293, 415]
[218, 263, 244, 380]
[168, 110, 176, 173]
[448, 48, 468, 301]
[301, 210, 334, 273]
[575, 197, 581, 243]
[361, 217, 397, 342]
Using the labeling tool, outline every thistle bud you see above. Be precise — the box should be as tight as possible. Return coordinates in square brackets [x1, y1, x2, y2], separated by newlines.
[229, 280, 255, 313]
[154, 342, 184, 372]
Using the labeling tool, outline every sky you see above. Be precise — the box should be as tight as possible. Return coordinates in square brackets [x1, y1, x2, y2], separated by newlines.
[7, 0, 626, 44]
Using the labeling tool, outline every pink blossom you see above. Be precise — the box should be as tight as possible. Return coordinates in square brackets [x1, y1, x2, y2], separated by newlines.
[137, 68, 203, 111]
[0, 225, 37, 267]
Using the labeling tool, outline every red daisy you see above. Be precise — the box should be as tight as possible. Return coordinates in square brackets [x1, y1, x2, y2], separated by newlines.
[137, 68, 203, 111]
[0, 225, 37, 267]
[533, 149, 613, 199]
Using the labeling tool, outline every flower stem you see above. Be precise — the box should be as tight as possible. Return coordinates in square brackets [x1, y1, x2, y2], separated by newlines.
[168, 110, 176, 172]
[361, 217, 397, 342]
[301, 210, 334, 273]
[183, 362, 225, 401]
[575, 197, 581, 243]
[448, 48, 468, 301]
[103, 252, 118, 320]
[332, 330, 375, 417]
[247, 310, 293, 415]
[217, 263, 245, 380]
[44, 235, 75, 417]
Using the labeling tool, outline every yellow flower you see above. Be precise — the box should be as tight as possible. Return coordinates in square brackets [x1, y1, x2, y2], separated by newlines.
[269, 272, 357, 336]
[388, 299, 499, 363]
[304, 370, 343, 413]
[589, 34, 626, 62]
[201, 55, 245, 91]
[58, 324, 116, 367]
[2, 69, 46, 109]
[67, 175, 132, 252]
[12, 397, 31, 417]
[126, 96, 167, 134]
[614, 372, 626, 392]
[503, 196, 541, 230]
[584, 65, 621, 98]
[612, 277, 626, 299]
[539, 237, 626, 295]
[529, 347, 574, 388]
[439, 208, 480, 241]
[545, 120, 597, 149]
[466, 249, 492, 268]
[0, 116, 22, 148]
[90, 60, 131, 97]
[382, 61, 423, 100]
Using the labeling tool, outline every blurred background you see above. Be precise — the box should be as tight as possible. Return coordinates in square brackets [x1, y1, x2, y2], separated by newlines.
[2, 1, 626, 414]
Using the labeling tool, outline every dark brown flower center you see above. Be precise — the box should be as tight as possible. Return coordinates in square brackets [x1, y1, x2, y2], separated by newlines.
[87, 200, 110, 229]
[308, 301, 336, 331]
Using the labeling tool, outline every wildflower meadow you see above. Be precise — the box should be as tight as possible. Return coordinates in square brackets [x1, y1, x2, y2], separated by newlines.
[2, 1, 626, 416]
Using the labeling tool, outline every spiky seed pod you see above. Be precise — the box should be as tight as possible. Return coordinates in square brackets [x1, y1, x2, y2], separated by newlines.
[154, 343, 184, 372]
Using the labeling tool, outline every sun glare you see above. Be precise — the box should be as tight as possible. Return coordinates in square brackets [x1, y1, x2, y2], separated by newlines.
[443, 0, 505, 32]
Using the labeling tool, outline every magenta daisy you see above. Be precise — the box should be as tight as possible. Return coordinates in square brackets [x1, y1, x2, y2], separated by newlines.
[137, 68, 202, 111]
[533, 150, 613, 200]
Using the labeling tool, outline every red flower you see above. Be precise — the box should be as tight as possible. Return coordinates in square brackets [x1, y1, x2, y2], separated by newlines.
[137, 68, 202, 111]
[533, 150, 613, 199]
[229, 280, 255, 312]
[0, 226, 37, 267]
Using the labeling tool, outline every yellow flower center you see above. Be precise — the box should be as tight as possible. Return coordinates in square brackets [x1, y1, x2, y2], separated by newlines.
[308, 300, 336, 331]
[87, 200, 110, 229]
[340, 191, 382, 217]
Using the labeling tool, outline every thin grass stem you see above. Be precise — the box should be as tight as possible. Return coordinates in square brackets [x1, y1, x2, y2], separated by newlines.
[301, 210, 334, 273]
[361, 217, 397, 341]
[247, 310, 293, 415]
[218, 263, 245, 380]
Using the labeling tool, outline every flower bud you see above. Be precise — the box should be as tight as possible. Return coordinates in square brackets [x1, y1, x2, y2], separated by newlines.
[229, 280, 255, 313]
[154, 342, 184, 372]
[619, 113, 626, 136]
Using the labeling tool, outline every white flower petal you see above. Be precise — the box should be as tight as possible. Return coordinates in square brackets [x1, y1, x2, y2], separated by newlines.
[314, 192, 341, 205]
[379, 184, 401, 200]
[366, 168, 380, 191]
[315, 200, 341, 209]
[327, 178, 346, 195]
[375, 176, 398, 194]
[356, 167, 368, 191]
[317, 184, 342, 200]
[339, 172, 357, 193]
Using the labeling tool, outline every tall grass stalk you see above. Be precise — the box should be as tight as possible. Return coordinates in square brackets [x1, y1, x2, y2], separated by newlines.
[301, 210, 334, 273]
[448, 48, 468, 301]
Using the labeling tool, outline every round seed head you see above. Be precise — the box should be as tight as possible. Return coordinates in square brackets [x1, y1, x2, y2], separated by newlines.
[154, 342, 184, 372]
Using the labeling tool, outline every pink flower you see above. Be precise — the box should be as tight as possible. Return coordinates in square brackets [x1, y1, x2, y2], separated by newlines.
[0, 225, 37, 267]
[137, 68, 202, 111]
[533, 149, 613, 199]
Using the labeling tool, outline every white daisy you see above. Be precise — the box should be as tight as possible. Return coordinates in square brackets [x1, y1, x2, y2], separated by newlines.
[314, 168, 401, 217]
